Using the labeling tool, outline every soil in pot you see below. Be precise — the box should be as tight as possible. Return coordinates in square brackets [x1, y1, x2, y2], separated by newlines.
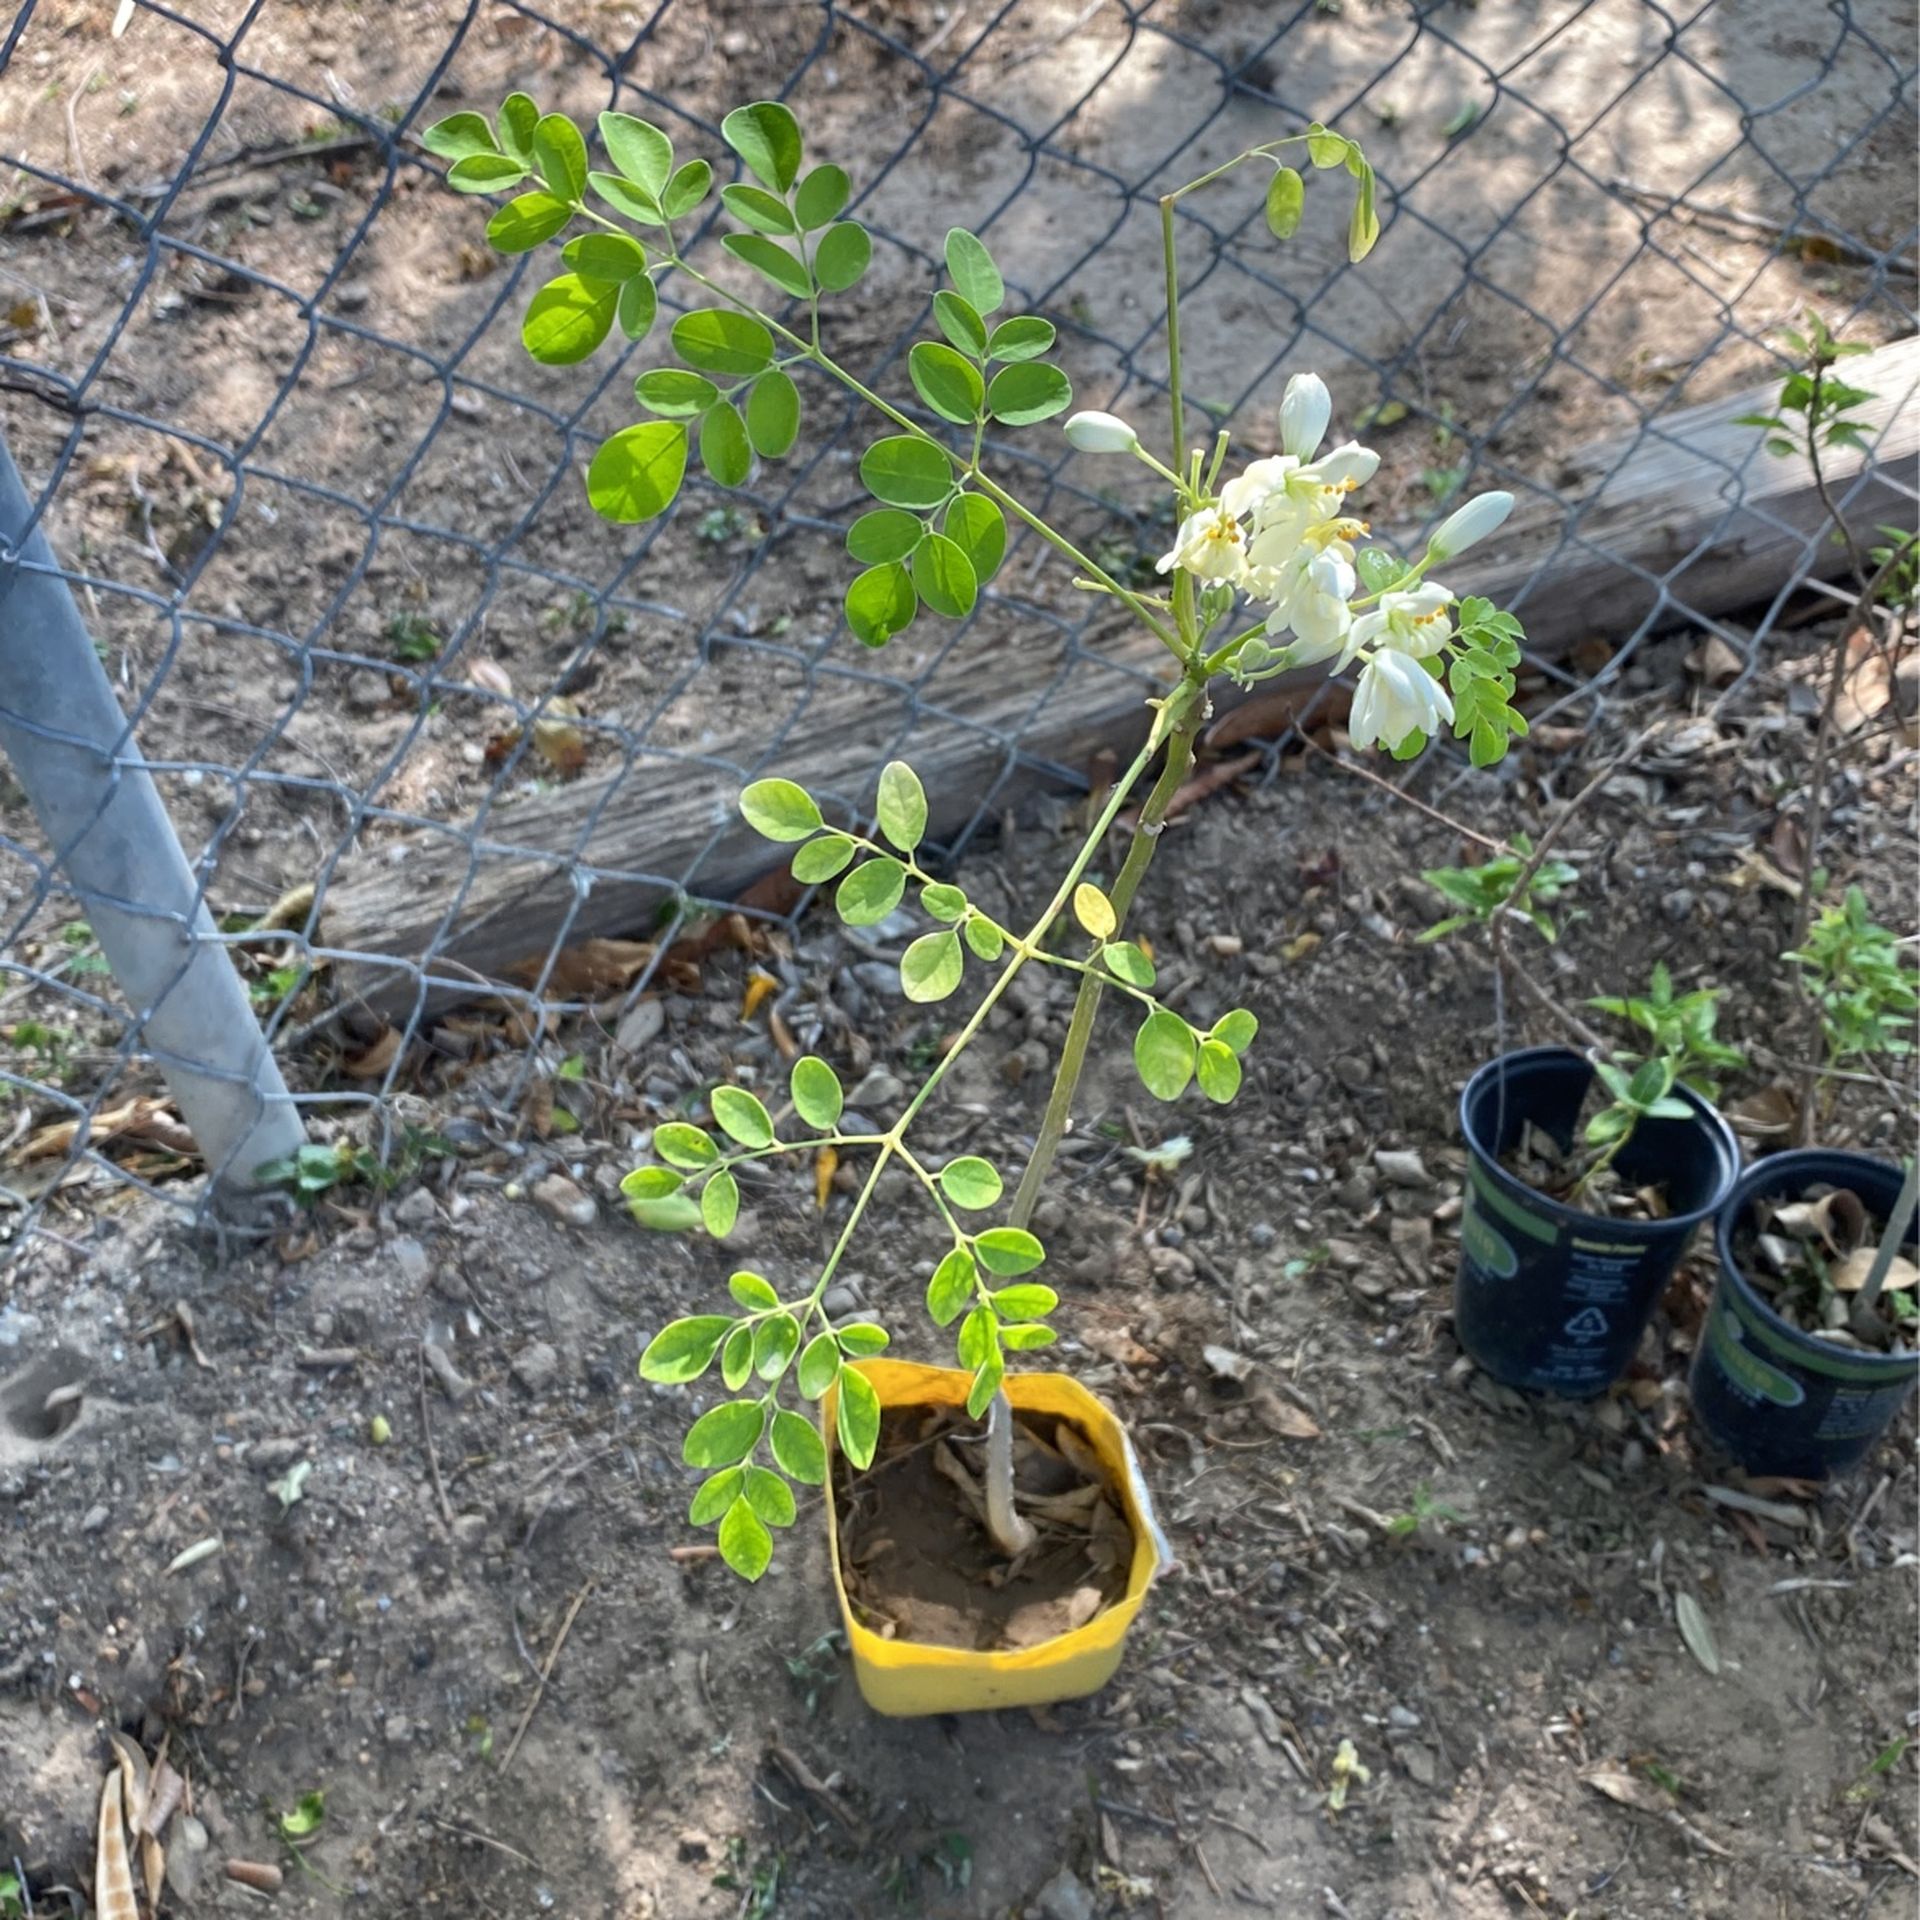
[833, 1403, 1132, 1652]
[1501, 1093, 1673, 1221]
[1730, 1182, 1919, 1353]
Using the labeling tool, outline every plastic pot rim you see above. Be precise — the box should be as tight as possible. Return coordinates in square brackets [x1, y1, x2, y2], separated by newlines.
[1458, 1044, 1741, 1240]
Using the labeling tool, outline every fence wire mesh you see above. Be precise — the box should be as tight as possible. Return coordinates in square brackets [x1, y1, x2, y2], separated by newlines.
[2, 0, 1916, 1240]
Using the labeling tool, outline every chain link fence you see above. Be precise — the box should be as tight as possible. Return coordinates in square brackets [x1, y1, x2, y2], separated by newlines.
[2, 0, 1915, 1241]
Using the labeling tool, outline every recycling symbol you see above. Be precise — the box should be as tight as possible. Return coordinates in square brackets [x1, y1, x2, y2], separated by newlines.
[1563, 1307, 1609, 1339]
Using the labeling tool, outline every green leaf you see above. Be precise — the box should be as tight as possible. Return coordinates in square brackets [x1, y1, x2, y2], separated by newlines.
[991, 1283, 1057, 1319]
[638, 1314, 732, 1383]
[586, 421, 687, 523]
[932, 290, 988, 357]
[629, 1192, 701, 1232]
[699, 400, 753, 487]
[448, 152, 529, 193]
[498, 93, 539, 166]
[987, 362, 1072, 425]
[910, 341, 985, 424]
[986, 315, 1056, 362]
[740, 777, 823, 841]
[975, 1227, 1045, 1276]
[791, 832, 855, 883]
[957, 1302, 999, 1369]
[1196, 1038, 1243, 1104]
[1645, 1096, 1694, 1120]
[1348, 160, 1380, 262]
[771, 1407, 827, 1483]
[616, 274, 657, 341]
[837, 1322, 889, 1355]
[423, 112, 498, 162]
[521, 273, 617, 365]
[797, 1332, 842, 1400]
[689, 1467, 743, 1525]
[711, 1085, 774, 1148]
[724, 232, 812, 299]
[486, 192, 573, 252]
[901, 928, 964, 1003]
[720, 1323, 753, 1391]
[718, 1497, 773, 1579]
[860, 436, 953, 509]
[1001, 1324, 1058, 1352]
[939, 1156, 1003, 1210]
[836, 857, 907, 926]
[597, 111, 673, 197]
[701, 1167, 740, 1236]
[1355, 546, 1410, 595]
[661, 158, 713, 218]
[836, 1366, 882, 1469]
[1306, 123, 1350, 168]
[744, 1464, 797, 1528]
[927, 1246, 978, 1326]
[794, 163, 851, 229]
[722, 100, 803, 192]
[620, 1165, 682, 1201]
[943, 494, 1006, 583]
[729, 1269, 779, 1309]
[533, 112, 588, 201]
[683, 1399, 765, 1468]
[966, 1353, 1005, 1420]
[921, 881, 968, 921]
[279, 1792, 326, 1840]
[654, 1121, 719, 1169]
[1625, 1058, 1673, 1108]
[911, 534, 978, 619]
[721, 182, 798, 234]
[844, 564, 919, 646]
[876, 759, 928, 852]
[1103, 940, 1156, 988]
[1135, 1008, 1196, 1100]
[814, 221, 872, 292]
[1266, 165, 1305, 239]
[847, 508, 922, 565]
[587, 170, 664, 224]
[560, 230, 652, 282]
[1073, 882, 1116, 939]
[671, 309, 775, 376]
[746, 368, 801, 458]
[965, 916, 1004, 962]
[1211, 1008, 1258, 1055]
[945, 227, 1004, 313]
[636, 368, 719, 417]
[753, 1312, 801, 1381]
[791, 1055, 844, 1130]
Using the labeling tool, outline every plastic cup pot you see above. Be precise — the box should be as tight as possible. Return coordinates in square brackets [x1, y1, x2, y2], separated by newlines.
[1453, 1046, 1739, 1398]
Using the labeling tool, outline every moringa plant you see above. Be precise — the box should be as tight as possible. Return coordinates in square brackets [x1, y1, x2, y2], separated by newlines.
[429, 92, 1532, 1579]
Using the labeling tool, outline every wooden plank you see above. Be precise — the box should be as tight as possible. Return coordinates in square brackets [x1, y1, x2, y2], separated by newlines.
[323, 337, 1920, 1008]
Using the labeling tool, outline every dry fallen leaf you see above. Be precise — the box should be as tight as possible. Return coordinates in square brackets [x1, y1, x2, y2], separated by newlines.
[1727, 1084, 1797, 1141]
[740, 970, 778, 1022]
[1250, 1389, 1322, 1440]
[96, 1770, 140, 1920]
[21, 1096, 197, 1163]
[1831, 1248, 1920, 1294]
[1675, 1591, 1720, 1675]
[1685, 635, 1742, 686]
[341, 1025, 403, 1079]
[1080, 1326, 1162, 1369]
[1772, 1187, 1869, 1256]
[813, 1145, 837, 1214]
[467, 658, 514, 699]
[510, 937, 655, 998]
[1282, 931, 1322, 963]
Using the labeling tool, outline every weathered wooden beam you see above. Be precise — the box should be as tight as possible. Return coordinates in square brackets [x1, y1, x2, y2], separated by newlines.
[322, 336, 1919, 1009]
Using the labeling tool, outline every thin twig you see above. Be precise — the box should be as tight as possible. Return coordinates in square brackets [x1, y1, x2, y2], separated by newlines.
[1300, 730, 1513, 855]
[428, 1818, 541, 1871]
[499, 1581, 592, 1773]
[1606, 177, 1920, 278]
[417, 1344, 454, 1533]
[1507, 955, 1608, 1053]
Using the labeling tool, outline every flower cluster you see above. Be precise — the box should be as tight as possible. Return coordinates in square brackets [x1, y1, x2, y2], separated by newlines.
[1067, 375, 1516, 753]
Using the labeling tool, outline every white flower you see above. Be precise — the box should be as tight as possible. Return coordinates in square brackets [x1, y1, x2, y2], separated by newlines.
[1279, 372, 1331, 460]
[1064, 410, 1139, 454]
[1257, 537, 1357, 663]
[1350, 649, 1454, 751]
[1156, 505, 1247, 585]
[1339, 580, 1456, 668]
[1427, 490, 1514, 561]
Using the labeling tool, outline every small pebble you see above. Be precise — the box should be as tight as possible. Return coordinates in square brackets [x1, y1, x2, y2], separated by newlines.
[532, 1173, 598, 1229]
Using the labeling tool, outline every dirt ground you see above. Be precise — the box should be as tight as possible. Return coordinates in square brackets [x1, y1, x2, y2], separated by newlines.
[3, 612, 1918, 1919]
[3, 4, 1919, 1918]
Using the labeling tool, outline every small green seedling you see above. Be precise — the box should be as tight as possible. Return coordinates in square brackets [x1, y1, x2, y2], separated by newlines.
[1383, 1484, 1465, 1537]
[0, 1871, 25, 1920]
[1573, 1054, 1694, 1198]
[1735, 309, 1878, 461]
[1418, 835, 1578, 944]
[384, 613, 442, 663]
[1868, 525, 1919, 610]
[1786, 886, 1917, 1065]
[1588, 962, 1747, 1097]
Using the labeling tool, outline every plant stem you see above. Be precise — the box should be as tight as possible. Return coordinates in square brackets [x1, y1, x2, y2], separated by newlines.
[1007, 686, 1205, 1230]
[1160, 193, 1185, 479]
[1851, 1156, 1918, 1337]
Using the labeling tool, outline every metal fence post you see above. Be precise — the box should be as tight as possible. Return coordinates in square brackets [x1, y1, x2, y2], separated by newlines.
[0, 432, 305, 1199]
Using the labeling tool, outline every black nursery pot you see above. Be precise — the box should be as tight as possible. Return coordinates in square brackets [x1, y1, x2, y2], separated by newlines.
[1453, 1047, 1740, 1398]
[1691, 1150, 1919, 1480]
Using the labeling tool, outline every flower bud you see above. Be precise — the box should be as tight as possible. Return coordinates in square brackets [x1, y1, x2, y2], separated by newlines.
[1278, 372, 1331, 459]
[1063, 410, 1139, 454]
[1427, 489, 1514, 561]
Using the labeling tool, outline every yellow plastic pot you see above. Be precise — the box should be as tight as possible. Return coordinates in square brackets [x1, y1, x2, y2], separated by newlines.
[821, 1358, 1166, 1716]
